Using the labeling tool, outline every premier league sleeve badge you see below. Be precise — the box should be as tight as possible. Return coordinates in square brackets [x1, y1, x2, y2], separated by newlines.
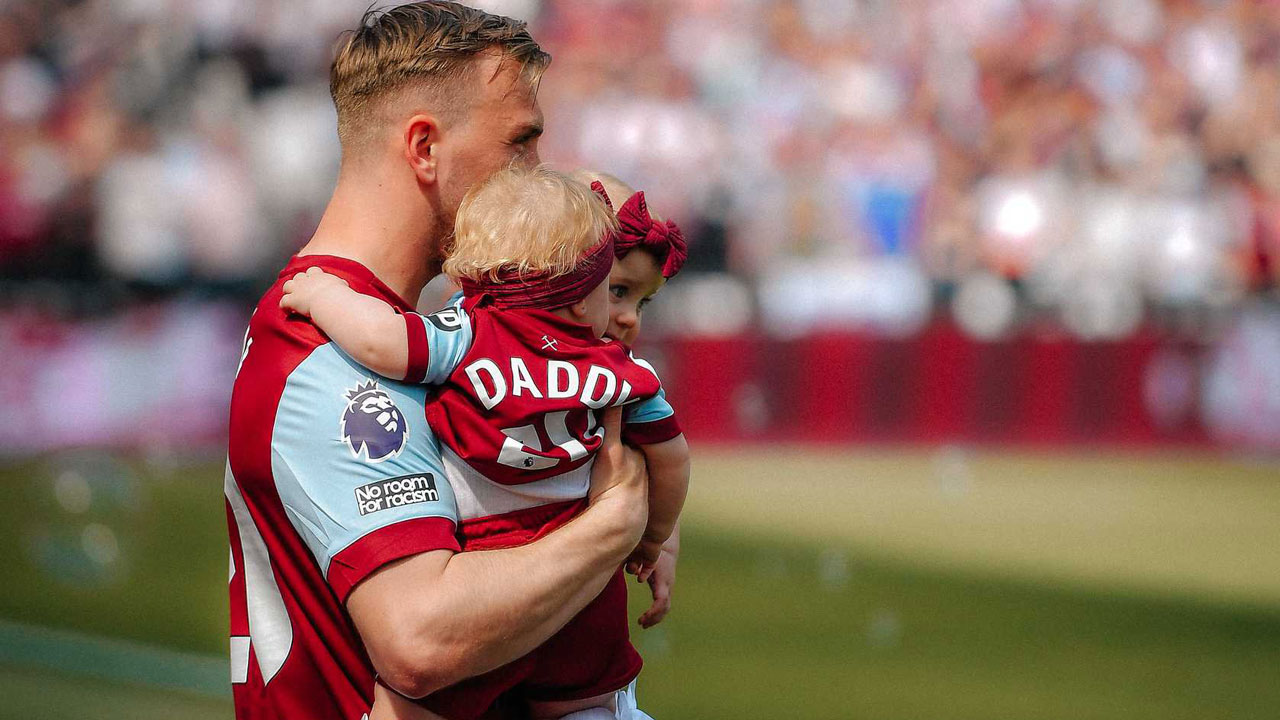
[340, 381, 409, 462]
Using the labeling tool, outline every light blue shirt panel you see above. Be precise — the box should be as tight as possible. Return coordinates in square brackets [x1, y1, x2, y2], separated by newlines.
[624, 351, 674, 424]
[271, 343, 458, 578]
[625, 386, 675, 425]
[414, 293, 474, 385]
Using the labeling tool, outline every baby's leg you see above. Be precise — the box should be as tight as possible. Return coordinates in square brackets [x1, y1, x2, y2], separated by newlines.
[528, 691, 617, 720]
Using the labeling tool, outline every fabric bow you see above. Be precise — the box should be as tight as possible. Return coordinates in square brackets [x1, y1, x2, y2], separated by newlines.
[591, 183, 688, 279]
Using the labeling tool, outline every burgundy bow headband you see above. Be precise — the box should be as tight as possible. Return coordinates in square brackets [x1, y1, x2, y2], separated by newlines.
[591, 181, 688, 279]
[459, 233, 615, 310]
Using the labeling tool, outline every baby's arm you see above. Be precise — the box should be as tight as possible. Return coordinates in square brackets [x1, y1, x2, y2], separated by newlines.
[280, 267, 410, 380]
[627, 433, 690, 582]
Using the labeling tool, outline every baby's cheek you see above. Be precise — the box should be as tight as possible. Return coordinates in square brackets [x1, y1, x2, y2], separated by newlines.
[619, 323, 640, 346]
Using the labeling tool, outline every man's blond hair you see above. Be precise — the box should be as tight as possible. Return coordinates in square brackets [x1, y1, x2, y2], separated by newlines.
[331, 1, 550, 148]
[445, 165, 618, 283]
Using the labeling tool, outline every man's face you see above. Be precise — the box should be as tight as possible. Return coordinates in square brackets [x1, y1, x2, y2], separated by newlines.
[435, 52, 544, 230]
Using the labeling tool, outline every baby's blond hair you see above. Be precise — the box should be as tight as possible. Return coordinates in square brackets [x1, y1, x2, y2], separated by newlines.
[445, 165, 619, 283]
[570, 169, 664, 222]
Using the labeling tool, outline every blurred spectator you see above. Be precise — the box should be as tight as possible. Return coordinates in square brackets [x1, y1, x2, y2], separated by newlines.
[0, 0, 1277, 341]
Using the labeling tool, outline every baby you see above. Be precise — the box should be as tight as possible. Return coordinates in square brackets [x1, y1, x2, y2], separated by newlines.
[280, 165, 689, 720]
[578, 170, 689, 633]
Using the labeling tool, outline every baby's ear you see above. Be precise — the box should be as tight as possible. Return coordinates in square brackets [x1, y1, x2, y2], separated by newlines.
[567, 297, 589, 320]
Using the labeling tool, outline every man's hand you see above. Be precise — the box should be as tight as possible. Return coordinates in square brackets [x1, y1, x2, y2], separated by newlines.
[280, 266, 350, 317]
[587, 407, 648, 549]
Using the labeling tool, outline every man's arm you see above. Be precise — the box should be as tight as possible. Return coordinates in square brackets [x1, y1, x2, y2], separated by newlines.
[347, 407, 648, 699]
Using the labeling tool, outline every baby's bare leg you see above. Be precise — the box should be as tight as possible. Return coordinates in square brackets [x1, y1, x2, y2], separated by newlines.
[528, 691, 617, 720]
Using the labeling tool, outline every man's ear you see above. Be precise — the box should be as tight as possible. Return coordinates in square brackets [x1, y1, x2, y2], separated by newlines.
[567, 297, 589, 321]
[404, 114, 439, 185]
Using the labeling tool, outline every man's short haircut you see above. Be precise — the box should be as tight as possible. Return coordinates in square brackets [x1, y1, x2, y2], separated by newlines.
[445, 165, 618, 283]
[330, 1, 550, 147]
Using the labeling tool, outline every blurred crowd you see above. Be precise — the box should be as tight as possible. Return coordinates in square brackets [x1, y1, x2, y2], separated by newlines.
[3, 0, 1280, 340]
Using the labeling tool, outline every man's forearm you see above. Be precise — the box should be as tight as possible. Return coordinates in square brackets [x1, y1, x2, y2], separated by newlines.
[349, 408, 648, 698]
[430, 502, 638, 675]
[349, 493, 643, 698]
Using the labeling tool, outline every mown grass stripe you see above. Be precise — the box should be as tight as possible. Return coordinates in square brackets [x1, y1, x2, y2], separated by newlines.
[0, 619, 229, 698]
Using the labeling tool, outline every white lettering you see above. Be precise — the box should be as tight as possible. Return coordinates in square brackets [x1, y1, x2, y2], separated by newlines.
[497, 427, 560, 470]
[580, 365, 617, 409]
[613, 381, 634, 406]
[511, 357, 543, 399]
[545, 410, 589, 461]
[584, 408, 603, 442]
[356, 476, 440, 515]
[548, 360, 579, 399]
[465, 359, 507, 410]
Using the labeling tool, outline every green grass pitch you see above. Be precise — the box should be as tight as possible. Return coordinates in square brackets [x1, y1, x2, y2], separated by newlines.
[1, 449, 1278, 719]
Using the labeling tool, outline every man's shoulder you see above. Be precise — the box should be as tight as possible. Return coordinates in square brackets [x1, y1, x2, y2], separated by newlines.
[227, 263, 418, 462]
[226, 279, 326, 478]
[240, 254, 418, 383]
[229, 281, 322, 405]
[233, 296, 432, 437]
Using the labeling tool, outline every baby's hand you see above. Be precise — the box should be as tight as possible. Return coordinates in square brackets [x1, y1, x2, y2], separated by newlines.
[280, 267, 349, 317]
[625, 537, 664, 584]
[638, 542, 677, 629]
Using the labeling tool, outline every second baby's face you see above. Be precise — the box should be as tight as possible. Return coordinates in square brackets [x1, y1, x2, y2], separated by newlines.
[606, 251, 665, 346]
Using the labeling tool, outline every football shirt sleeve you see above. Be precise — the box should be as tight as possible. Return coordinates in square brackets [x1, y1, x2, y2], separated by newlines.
[402, 295, 474, 385]
[270, 344, 462, 602]
[622, 354, 683, 446]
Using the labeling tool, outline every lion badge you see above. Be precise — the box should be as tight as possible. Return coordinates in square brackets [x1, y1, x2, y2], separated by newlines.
[341, 381, 408, 462]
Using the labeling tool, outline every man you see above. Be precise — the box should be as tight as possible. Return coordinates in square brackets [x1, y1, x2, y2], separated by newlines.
[224, 3, 649, 718]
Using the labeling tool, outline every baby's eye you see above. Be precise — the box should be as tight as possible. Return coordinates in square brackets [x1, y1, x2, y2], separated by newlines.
[609, 285, 627, 299]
